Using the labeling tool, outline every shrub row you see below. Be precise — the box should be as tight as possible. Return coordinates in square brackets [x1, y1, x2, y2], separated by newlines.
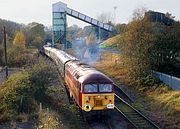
[0, 46, 37, 67]
[0, 57, 56, 122]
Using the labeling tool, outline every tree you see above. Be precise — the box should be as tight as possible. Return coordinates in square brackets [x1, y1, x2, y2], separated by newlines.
[24, 22, 45, 47]
[165, 12, 175, 19]
[152, 21, 180, 76]
[97, 12, 113, 23]
[115, 24, 126, 34]
[13, 32, 26, 48]
[132, 8, 147, 21]
[117, 8, 155, 81]
[31, 36, 44, 50]
[45, 26, 53, 43]
[77, 29, 84, 38]
[67, 24, 82, 42]
[97, 13, 115, 40]
[117, 8, 180, 81]
[0, 19, 22, 45]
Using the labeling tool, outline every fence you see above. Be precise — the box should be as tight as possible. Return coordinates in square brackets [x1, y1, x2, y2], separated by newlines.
[153, 71, 180, 90]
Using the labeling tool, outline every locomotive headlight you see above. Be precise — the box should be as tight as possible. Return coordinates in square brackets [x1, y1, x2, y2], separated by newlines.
[84, 104, 92, 112]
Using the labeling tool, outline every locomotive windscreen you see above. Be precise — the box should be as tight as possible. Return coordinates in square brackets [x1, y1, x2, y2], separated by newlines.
[99, 84, 112, 92]
[84, 84, 98, 93]
[83, 84, 113, 93]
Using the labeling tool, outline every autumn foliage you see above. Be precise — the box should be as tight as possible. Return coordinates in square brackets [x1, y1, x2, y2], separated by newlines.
[13, 32, 26, 48]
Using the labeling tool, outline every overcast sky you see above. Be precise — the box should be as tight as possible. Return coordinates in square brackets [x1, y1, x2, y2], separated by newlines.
[0, 0, 180, 27]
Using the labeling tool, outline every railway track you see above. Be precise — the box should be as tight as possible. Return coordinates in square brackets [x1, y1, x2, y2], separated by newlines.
[115, 94, 160, 129]
[114, 84, 134, 104]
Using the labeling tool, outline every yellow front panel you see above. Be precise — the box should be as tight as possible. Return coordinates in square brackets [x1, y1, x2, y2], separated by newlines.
[82, 93, 114, 111]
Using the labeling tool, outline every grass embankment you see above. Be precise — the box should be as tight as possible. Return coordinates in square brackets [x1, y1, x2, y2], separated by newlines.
[99, 35, 120, 49]
[0, 57, 55, 122]
[95, 52, 180, 129]
[38, 78, 87, 129]
[0, 53, 86, 128]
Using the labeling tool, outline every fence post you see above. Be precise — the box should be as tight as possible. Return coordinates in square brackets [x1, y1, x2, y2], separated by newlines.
[3, 26, 8, 79]
[39, 103, 42, 112]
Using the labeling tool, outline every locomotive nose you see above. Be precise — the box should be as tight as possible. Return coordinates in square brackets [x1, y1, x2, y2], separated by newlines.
[84, 104, 92, 112]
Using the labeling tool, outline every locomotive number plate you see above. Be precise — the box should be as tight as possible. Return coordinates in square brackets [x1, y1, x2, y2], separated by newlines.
[107, 104, 114, 109]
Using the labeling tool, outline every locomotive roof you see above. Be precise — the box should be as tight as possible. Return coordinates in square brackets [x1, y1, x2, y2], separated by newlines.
[79, 71, 113, 84]
[66, 61, 113, 84]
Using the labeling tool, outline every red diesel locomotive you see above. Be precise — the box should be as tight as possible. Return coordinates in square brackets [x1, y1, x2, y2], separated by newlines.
[44, 46, 115, 112]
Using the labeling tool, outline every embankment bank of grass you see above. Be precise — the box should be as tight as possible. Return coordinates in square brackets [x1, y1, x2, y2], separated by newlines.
[0, 57, 55, 122]
[95, 52, 180, 129]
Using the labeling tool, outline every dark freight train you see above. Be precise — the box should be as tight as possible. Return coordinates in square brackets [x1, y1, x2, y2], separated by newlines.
[44, 46, 115, 112]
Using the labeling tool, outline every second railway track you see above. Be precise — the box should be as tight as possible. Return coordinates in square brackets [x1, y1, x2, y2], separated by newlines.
[115, 94, 160, 129]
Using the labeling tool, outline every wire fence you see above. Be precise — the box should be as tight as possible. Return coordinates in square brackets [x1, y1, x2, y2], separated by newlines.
[153, 71, 180, 90]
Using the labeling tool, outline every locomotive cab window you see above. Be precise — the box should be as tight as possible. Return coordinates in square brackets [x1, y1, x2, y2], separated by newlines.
[99, 84, 112, 92]
[84, 84, 98, 93]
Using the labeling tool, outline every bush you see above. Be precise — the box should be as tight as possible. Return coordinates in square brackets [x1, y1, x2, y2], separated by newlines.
[28, 57, 56, 102]
[1, 46, 38, 67]
[139, 75, 161, 87]
[155, 84, 171, 93]
[0, 57, 56, 122]
[0, 72, 37, 122]
[7, 47, 28, 67]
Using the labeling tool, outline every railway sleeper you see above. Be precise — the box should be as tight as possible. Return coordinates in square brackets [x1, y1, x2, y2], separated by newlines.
[123, 115, 151, 127]
[131, 122, 154, 129]
[126, 115, 146, 121]
[129, 119, 147, 124]
[127, 119, 149, 126]
[124, 113, 152, 121]
[130, 119, 147, 123]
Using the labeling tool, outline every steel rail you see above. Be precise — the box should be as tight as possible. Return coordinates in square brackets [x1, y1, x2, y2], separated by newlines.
[114, 84, 134, 103]
[115, 94, 160, 129]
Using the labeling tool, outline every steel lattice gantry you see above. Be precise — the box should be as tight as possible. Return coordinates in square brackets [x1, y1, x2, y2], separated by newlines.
[52, 1, 113, 49]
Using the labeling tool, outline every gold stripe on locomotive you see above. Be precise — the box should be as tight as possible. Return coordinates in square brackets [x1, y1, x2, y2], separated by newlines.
[82, 94, 114, 111]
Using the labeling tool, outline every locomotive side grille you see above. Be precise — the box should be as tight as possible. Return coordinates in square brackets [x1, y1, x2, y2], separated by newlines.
[95, 100, 102, 106]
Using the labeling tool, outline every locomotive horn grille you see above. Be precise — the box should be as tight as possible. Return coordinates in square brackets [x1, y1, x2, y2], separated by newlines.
[95, 100, 102, 106]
